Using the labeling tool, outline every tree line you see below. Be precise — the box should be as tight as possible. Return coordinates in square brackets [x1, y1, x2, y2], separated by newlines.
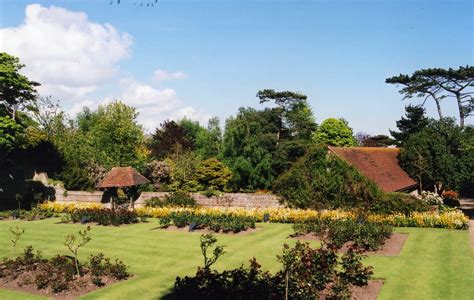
[1, 52, 473, 209]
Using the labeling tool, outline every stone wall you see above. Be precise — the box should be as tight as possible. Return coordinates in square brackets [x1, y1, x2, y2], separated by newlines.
[53, 188, 283, 209]
[135, 192, 283, 208]
[54, 186, 110, 207]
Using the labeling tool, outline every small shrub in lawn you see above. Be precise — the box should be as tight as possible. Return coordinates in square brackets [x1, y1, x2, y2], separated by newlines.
[293, 217, 393, 251]
[89, 253, 130, 280]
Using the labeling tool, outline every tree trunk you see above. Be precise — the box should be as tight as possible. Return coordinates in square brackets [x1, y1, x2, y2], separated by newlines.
[455, 93, 465, 128]
[434, 98, 443, 120]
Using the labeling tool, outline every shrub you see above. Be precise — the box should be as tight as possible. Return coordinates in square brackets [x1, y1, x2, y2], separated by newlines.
[442, 190, 461, 207]
[164, 191, 197, 207]
[168, 234, 372, 299]
[418, 191, 444, 206]
[68, 208, 139, 226]
[89, 253, 130, 280]
[371, 192, 429, 215]
[277, 241, 372, 299]
[146, 192, 197, 208]
[1, 246, 130, 294]
[201, 187, 222, 198]
[195, 157, 232, 191]
[273, 145, 383, 210]
[293, 218, 393, 251]
[159, 211, 256, 233]
[145, 197, 165, 208]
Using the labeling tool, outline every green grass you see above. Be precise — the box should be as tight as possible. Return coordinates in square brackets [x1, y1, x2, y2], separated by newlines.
[0, 219, 472, 299]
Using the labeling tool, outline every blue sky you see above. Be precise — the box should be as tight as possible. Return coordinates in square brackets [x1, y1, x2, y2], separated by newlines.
[1, 0, 473, 134]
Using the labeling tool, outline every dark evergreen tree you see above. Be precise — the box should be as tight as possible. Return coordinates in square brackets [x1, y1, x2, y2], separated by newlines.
[390, 105, 429, 145]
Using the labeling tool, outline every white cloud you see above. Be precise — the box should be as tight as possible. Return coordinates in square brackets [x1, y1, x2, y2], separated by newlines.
[0, 4, 132, 101]
[110, 79, 209, 131]
[0, 4, 207, 131]
[152, 69, 187, 82]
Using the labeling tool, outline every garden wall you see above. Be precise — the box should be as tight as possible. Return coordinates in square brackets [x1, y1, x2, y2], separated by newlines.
[135, 192, 283, 208]
[53, 188, 283, 209]
[54, 186, 112, 207]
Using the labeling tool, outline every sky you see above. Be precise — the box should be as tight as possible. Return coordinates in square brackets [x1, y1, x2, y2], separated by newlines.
[0, 0, 473, 134]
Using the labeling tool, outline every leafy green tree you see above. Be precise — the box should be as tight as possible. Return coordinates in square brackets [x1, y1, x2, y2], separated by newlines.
[222, 90, 316, 191]
[399, 118, 474, 193]
[195, 117, 223, 159]
[389, 105, 429, 145]
[196, 157, 232, 191]
[0, 53, 39, 120]
[77, 101, 146, 170]
[386, 66, 473, 128]
[0, 115, 25, 159]
[257, 89, 316, 141]
[222, 107, 279, 190]
[167, 152, 202, 192]
[312, 118, 357, 147]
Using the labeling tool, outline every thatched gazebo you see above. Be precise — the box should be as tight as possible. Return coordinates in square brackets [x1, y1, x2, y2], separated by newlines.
[97, 167, 150, 209]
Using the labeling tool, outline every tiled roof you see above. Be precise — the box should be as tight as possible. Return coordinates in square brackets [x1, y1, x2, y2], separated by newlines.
[328, 146, 417, 193]
[97, 167, 150, 188]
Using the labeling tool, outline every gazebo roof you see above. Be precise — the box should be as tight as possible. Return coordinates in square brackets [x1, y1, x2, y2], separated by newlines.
[96, 167, 150, 188]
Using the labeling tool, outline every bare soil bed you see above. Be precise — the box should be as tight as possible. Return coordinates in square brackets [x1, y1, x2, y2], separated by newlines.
[349, 280, 384, 300]
[292, 233, 408, 256]
[156, 225, 262, 235]
[0, 273, 121, 300]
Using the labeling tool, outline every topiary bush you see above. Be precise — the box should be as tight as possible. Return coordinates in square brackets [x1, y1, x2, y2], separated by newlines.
[273, 145, 383, 210]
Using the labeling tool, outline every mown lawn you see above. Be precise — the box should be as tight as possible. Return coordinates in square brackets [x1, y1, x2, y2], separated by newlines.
[0, 218, 472, 299]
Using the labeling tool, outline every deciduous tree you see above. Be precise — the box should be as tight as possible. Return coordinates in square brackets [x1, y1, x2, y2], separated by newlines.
[313, 118, 357, 147]
[150, 120, 193, 159]
[0, 53, 39, 120]
[399, 118, 473, 193]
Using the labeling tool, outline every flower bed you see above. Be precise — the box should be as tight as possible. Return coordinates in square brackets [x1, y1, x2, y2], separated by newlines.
[293, 218, 393, 251]
[0, 208, 55, 221]
[67, 208, 140, 226]
[38, 202, 470, 229]
[38, 202, 103, 213]
[0, 246, 130, 297]
[159, 211, 255, 233]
